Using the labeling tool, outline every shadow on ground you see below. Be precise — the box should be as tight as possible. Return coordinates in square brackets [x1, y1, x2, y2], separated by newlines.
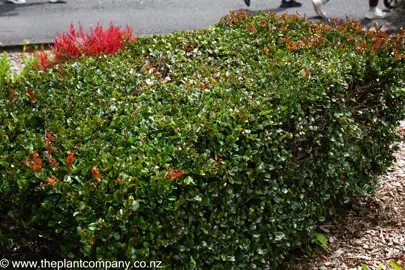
[0, 2, 48, 17]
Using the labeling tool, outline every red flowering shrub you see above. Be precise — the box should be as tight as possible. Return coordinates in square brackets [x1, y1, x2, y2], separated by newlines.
[34, 23, 137, 71]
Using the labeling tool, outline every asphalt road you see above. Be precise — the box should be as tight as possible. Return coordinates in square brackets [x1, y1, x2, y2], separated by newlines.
[0, 0, 395, 47]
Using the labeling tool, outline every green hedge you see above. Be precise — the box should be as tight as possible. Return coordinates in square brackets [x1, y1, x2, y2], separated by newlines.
[1, 11, 405, 268]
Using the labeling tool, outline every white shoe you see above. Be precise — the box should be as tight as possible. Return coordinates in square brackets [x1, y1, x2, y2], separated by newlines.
[49, 0, 65, 2]
[365, 8, 386, 19]
[7, 0, 26, 4]
[312, 0, 327, 18]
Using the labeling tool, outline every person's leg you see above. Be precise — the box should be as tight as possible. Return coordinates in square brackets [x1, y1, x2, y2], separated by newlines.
[280, 0, 303, 8]
[312, 0, 329, 17]
[244, 0, 250, 6]
[365, 0, 386, 19]
[369, 0, 379, 8]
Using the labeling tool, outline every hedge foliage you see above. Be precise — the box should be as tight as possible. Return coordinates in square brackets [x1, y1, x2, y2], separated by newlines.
[1, 11, 405, 268]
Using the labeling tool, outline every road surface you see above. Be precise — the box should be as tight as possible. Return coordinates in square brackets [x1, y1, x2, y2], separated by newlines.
[0, 0, 395, 47]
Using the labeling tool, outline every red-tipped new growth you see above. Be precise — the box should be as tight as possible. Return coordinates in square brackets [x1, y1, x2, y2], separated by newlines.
[34, 23, 137, 71]
[25, 89, 36, 101]
[47, 177, 57, 185]
[91, 166, 102, 182]
[67, 151, 74, 173]
[166, 169, 184, 180]
[26, 151, 42, 172]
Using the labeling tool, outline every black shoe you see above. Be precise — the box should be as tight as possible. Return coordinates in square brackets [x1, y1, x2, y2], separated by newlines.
[280, 0, 302, 7]
[244, 0, 250, 6]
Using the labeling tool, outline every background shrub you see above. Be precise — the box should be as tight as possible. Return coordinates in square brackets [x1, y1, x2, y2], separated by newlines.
[34, 23, 137, 71]
[1, 12, 405, 268]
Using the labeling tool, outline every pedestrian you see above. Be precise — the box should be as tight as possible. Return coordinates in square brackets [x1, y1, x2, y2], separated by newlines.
[312, 0, 386, 19]
[8, 0, 64, 3]
[244, 0, 303, 8]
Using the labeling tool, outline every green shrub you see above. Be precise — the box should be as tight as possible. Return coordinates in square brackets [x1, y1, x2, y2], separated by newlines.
[362, 260, 404, 270]
[1, 12, 405, 268]
[0, 52, 12, 85]
[0, 47, 41, 86]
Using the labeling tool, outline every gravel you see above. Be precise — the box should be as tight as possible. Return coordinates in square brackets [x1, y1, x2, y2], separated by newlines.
[6, 51, 32, 74]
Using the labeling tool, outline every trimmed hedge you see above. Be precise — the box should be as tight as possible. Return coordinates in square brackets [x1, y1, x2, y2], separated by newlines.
[1, 11, 405, 268]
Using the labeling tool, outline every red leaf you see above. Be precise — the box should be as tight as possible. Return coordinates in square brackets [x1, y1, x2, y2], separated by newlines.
[34, 157, 42, 166]
[167, 170, 184, 180]
[91, 166, 102, 181]
[91, 166, 99, 175]
[30, 151, 42, 172]
[32, 164, 42, 172]
[26, 158, 32, 167]
[25, 89, 37, 101]
[44, 130, 56, 154]
[47, 177, 57, 185]
[45, 152, 58, 168]
[67, 151, 74, 163]
[45, 130, 55, 141]
[214, 154, 221, 168]
[9, 89, 15, 103]
[67, 151, 74, 172]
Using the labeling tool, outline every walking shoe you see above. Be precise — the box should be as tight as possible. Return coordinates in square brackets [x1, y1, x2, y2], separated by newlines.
[49, 0, 65, 2]
[280, 1, 302, 8]
[244, 0, 250, 7]
[7, 0, 26, 4]
[312, 0, 326, 17]
[365, 8, 386, 19]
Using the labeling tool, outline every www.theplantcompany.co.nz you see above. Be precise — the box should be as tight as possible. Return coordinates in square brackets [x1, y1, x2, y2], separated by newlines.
[0, 258, 162, 269]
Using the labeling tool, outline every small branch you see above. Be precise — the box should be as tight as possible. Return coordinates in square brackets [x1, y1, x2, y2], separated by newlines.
[371, 238, 405, 253]
[380, 229, 386, 244]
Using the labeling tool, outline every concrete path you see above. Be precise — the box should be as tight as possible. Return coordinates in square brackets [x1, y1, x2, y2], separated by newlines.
[0, 0, 395, 47]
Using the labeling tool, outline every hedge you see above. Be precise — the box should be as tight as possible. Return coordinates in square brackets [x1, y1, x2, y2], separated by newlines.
[1, 11, 405, 268]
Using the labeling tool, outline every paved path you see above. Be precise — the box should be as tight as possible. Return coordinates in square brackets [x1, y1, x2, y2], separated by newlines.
[0, 0, 395, 47]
